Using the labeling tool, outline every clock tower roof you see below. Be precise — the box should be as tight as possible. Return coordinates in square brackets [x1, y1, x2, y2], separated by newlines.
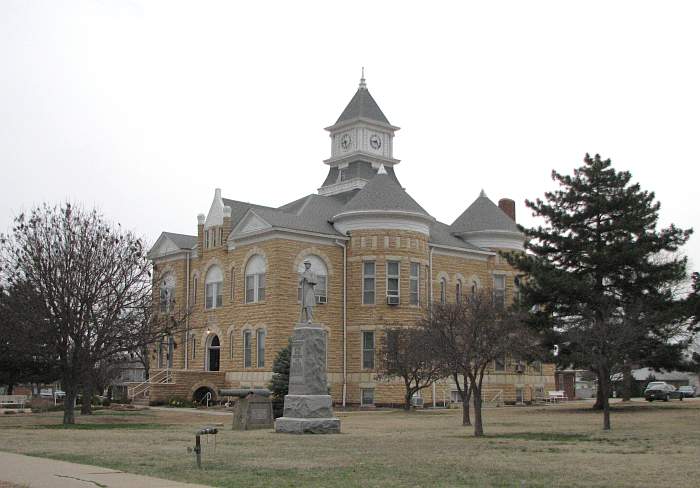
[334, 74, 391, 126]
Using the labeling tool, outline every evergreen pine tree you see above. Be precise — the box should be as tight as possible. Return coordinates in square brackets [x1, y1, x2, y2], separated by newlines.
[268, 342, 291, 418]
[507, 154, 694, 430]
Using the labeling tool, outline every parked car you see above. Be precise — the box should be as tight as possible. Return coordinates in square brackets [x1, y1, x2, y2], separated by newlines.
[644, 382, 683, 401]
[677, 386, 696, 398]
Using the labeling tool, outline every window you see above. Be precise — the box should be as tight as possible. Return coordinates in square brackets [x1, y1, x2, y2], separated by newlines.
[159, 274, 176, 313]
[205, 266, 223, 309]
[206, 335, 220, 372]
[362, 331, 375, 369]
[230, 269, 235, 301]
[494, 275, 506, 310]
[515, 387, 524, 404]
[297, 255, 328, 303]
[513, 276, 521, 304]
[456, 279, 463, 304]
[361, 388, 374, 406]
[495, 357, 506, 372]
[386, 260, 400, 300]
[245, 255, 266, 303]
[204, 231, 209, 249]
[362, 261, 375, 305]
[440, 277, 447, 304]
[409, 262, 420, 306]
[531, 361, 543, 375]
[191, 336, 196, 359]
[167, 336, 174, 368]
[257, 329, 266, 368]
[193, 277, 198, 304]
[229, 331, 235, 359]
[157, 339, 164, 368]
[243, 330, 252, 368]
[471, 280, 478, 297]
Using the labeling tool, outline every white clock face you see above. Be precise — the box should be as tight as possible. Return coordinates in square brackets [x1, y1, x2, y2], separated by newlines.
[340, 134, 351, 151]
[369, 134, 382, 150]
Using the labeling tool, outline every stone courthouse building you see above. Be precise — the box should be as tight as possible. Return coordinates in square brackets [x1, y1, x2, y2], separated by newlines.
[143, 75, 555, 407]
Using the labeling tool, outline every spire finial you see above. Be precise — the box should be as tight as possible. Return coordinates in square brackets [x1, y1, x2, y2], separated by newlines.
[479, 188, 488, 198]
[359, 67, 367, 89]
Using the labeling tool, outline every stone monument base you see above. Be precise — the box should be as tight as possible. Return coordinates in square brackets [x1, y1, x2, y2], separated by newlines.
[274, 416, 341, 434]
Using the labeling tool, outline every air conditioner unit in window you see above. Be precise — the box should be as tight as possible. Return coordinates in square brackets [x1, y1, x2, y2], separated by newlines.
[387, 295, 400, 305]
[316, 295, 327, 304]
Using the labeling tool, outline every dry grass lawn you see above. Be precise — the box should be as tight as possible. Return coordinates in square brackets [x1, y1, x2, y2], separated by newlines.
[1, 399, 699, 487]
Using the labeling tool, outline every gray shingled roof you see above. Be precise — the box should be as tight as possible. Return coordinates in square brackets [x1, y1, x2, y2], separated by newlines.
[227, 195, 345, 238]
[336, 87, 390, 125]
[429, 221, 486, 252]
[338, 171, 431, 217]
[450, 193, 520, 234]
[163, 232, 197, 249]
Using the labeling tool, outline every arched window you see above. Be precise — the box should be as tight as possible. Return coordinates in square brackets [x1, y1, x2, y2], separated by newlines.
[206, 334, 220, 372]
[159, 274, 176, 313]
[229, 330, 235, 359]
[297, 255, 328, 303]
[471, 279, 479, 297]
[245, 255, 266, 303]
[440, 277, 447, 304]
[205, 266, 223, 309]
[456, 279, 463, 303]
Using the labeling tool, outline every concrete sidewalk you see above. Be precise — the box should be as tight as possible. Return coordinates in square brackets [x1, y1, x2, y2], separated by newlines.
[0, 452, 210, 488]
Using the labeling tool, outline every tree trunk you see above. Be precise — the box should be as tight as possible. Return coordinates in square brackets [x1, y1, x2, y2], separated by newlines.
[472, 385, 484, 437]
[453, 373, 471, 426]
[6, 383, 14, 395]
[599, 369, 611, 430]
[404, 389, 413, 411]
[593, 378, 604, 410]
[63, 388, 76, 425]
[80, 383, 93, 415]
[622, 362, 632, 402]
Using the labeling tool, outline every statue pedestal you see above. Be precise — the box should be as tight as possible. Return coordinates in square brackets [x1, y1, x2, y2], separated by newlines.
[274, 323, 340, 434]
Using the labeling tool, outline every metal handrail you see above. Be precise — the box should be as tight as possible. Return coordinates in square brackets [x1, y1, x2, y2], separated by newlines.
[485, 390, 503, 406]
[128, 369, 172, 399]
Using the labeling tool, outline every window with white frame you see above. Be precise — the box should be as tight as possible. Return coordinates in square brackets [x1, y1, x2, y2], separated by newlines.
[362, 331, 375, 369]
[386, 260, 400, 300]
[205, 266, 223, 309]
[243, 330, 252, 368]
[362, 261, 375, 305]
[159, 273, 176, 313]
[361, 388, 375, 406]
[409, 262, 420, 306]
[245, 255, 266, 303]
[256, 329, 266, 368]
[440, 277, 447, 304]
[297, 255, 328, 303]
[494, 274, 506, 310]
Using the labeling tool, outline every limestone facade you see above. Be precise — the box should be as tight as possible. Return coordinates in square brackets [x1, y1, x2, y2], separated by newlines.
[146, 76, 555, 406]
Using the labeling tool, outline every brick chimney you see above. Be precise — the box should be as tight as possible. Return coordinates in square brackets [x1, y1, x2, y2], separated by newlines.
[498, 198, 516, 222]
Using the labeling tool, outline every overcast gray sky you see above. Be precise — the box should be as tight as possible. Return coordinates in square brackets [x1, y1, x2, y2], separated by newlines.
[1, 0, 698, 270]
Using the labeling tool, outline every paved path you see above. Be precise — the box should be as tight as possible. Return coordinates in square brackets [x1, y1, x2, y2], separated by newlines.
[0, 452, 210, 488]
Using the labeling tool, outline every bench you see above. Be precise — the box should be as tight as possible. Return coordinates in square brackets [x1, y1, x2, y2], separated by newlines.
[547, 391, 567, 404]
[0, 395, 28, 408]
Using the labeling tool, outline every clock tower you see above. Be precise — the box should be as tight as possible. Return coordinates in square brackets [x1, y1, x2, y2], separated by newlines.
[318, 71, 401, 199]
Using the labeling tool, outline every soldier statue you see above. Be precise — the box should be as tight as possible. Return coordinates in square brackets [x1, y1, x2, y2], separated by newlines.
[299, 259, 317, 323]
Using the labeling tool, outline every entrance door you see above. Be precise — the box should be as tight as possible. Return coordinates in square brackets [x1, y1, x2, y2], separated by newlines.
[207, 335, 220, 372]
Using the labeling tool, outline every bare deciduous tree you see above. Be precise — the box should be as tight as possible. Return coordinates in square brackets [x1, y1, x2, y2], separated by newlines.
[378, 326, 444, 410]
[425, 290, 542, 437]
[0, 203, 188, 424]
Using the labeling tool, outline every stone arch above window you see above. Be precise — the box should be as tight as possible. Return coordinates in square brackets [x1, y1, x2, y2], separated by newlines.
[292, 247, 335, 276]
[468, 274, 482, 296]
[245, 254, 267, 303]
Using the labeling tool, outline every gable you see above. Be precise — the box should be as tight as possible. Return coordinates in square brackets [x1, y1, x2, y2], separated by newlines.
[231, 210, 272, 236]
